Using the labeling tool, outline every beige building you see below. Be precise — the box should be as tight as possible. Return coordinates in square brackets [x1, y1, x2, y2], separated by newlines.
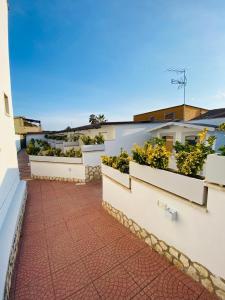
[14, 116, 42, 135]
[133, 104, 208, 122]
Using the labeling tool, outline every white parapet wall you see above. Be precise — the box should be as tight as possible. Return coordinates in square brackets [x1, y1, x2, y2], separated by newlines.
[82, 144, 105, 167]
[102, 167, 225, 298]
[30, 156, 86, 181]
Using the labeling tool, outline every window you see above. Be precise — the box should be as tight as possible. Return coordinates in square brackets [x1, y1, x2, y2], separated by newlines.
[4, 94, 10, 116]
[162, 135, 174, 151]
[165, 112, 176, 120]
[185, 135, 198, 146]
[149, 116, 155, 121]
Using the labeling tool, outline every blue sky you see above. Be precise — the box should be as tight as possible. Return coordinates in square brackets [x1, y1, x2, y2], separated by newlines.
[9, 0, 225, 130]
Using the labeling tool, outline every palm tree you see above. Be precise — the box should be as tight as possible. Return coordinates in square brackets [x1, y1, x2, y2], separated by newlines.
[89, 114, 107, 124]
[89, 114, 98, 124]
[97, 114, 107, 123]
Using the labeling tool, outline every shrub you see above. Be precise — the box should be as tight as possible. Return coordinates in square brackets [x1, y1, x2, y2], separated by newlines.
[81, 134, 104, 145]
[65, 148, 82, 158]
[81, 135, 95, 145]
[218, 123, 225, 131]
[132, 138, 170, 170]
[175, 129, 216, 177]
[94, 133, 104, 144]
[68, 134, 80, 142]
[102, 150, 131, 174]
[26, 142, 40, 155]
[218, 145, 225, 156]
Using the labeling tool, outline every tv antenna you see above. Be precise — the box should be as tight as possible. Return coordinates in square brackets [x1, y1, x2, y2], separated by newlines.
[168, 68, 187, 104]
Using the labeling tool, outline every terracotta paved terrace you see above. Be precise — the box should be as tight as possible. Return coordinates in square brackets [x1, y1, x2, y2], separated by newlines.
[9, 152, 218, 299]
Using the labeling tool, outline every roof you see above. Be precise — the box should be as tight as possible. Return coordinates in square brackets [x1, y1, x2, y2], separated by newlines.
[147, 122, 216, 133]
[59, 120, 173, 133]
[134, 104, 208, 117]
[191, 108, 225, 120]
[14, 116, 41, 124]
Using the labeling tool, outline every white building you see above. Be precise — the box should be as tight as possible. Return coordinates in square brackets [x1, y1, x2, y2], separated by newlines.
[0, 1, 27, 299]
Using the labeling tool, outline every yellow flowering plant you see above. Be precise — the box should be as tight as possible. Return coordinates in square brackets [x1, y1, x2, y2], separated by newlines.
[175, 129, 216, 177]
[132, 138, 170, 170]
[101, 149, 131, 174]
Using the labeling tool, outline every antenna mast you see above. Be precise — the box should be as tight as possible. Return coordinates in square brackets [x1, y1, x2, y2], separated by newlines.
[168, 68, 187, 104]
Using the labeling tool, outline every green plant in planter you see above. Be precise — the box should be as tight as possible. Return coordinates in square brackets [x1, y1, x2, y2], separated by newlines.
[218, 145, 225, 156]
[218, 123, 225, 132]
[26, 142, 40, 155]
[94, 133, 104, 144]
[81, 135, 95, 145]
[65, 148, 82, 157]
[102, 150, 131, 174]
[132, 138, 170, 170]
[68, 134, 80, 142]
[175, 129, 216, 177]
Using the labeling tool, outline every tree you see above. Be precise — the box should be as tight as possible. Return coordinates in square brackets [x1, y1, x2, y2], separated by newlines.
[89, 114, 107, 124]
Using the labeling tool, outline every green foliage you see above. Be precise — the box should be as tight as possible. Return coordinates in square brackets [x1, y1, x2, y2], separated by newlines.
[94, 133, 105, 144]
[45, 134, 67, 141]
[26, 142, 40, 155]
[102, 150, 131, 174]
[218, 145, 225, 156]
[68, 134, 80, 142]
[81, 134, 104, 145]
[81, 135, 95, 145]
[89, 114, 107, 124]
[26, 139, 81, 157]
[132, 138, 170, 170]
[218, 123, 225, 132]
[175, 129, 216, 177]
[64, 148, 82, 158]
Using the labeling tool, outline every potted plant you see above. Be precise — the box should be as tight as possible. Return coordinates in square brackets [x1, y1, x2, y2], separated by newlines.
[130, 133, 215, 205]
[101, 150, 131, 188]
[81, 134, 105, 152]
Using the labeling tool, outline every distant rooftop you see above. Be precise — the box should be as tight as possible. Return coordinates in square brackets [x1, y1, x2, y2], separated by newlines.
[191, 108, 225, 120]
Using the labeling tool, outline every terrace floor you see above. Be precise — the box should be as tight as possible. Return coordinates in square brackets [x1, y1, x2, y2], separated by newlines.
[9, 151, 218, 299]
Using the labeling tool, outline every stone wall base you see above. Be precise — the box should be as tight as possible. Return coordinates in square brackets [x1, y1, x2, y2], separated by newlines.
[4, 188, 27, 300]
[31, 175, 86, 183]
[102, 200, 225, 300]
[31, 165, 102, 183]
[85, 166, 101, 182]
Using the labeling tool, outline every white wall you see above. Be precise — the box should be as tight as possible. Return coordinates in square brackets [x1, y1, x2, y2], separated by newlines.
[103, 175, 225, 280]
[0, 1, 27, 298]
[15, 134, 21, 152]
[82, 150, 105, 166]
[26, 133, 46, 145]
[104, 123, 159, 156]
[30, 160, 86, 180]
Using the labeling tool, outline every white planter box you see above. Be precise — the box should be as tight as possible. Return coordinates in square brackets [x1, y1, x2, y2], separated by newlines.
[101, 164, 130, 188]
[29, 155, 82, 164]
[205, 154, 225, 186]
[29, 156, 85, 180]
[81, 144, 105, 152]
[130, 161, 207, 205]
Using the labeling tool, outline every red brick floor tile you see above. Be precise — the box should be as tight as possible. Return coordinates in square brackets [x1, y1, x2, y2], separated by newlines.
[111, 234, 146, 263]
[10, 160, 218, 300]
[142, 265, 204, 300]
[94, 265, 141, 300]
[83, 245, 119, 281]
[72, 235, 105, 258]
[131, 290, 149, 300]
[122, 246, 170, 288]
[13, 275, 54, 300]
[67, 283, 100, 299]
[52, 260, 91, 300]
